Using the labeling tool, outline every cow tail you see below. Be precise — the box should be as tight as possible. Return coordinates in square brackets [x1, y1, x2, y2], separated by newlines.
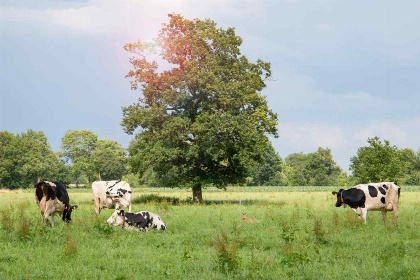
[398, 186, 401, 199]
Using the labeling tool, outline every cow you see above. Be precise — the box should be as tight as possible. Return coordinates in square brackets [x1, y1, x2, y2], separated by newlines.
[106, 210, 167, 231]
[332, 182, 401, 224]
[92, 180, 132, 217]
[34, 181, 78, 227]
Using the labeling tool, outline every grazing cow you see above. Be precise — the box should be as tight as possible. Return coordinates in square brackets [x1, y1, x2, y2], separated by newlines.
[34, 181, 78, 227]
[106, 210, 167, 231]
[92, 180, 132, 216]
[332, 182, 401, 224]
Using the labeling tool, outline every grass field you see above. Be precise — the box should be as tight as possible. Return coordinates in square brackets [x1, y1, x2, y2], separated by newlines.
[0, 188, 419, 279]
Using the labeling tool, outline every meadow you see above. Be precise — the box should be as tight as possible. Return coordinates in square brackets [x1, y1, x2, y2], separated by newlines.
[0, 187, 419, 279]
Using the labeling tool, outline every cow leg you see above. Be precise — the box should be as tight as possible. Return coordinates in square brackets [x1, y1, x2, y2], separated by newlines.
[94, 198, 101, 217]
[381, 209, 387, 221]
[393, 204, 399, 225]
[361, 208, 368, 224]
[51, 214, 55, 227]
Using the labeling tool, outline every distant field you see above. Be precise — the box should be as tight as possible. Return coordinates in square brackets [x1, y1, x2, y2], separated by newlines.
[1, 189, 419, 279]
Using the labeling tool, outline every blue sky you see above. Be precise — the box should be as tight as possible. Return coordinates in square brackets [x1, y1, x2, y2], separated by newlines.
[1, 0, 419, 170]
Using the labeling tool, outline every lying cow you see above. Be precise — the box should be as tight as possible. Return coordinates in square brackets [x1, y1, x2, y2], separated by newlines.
[332, 182, 401, 224]
[106, 210, 167, 231]
[92, 180, 132, 216]
[35, 181, 78, 227]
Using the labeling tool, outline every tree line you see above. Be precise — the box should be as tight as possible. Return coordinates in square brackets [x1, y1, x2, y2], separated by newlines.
[0, 129, 419, 189]
[0, 129, 127, 188]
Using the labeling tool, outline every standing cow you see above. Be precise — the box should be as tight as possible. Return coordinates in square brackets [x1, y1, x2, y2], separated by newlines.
[35, 181, 78, 227]
[332, 182, 401, 224]
[92, 180, 132, 217]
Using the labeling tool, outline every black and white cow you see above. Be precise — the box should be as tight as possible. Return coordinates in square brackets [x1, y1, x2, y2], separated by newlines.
[92, 180, 132, 216]
[35, 181, 78, 227]
[106, 210, 167, 231]
[332, 182, 401, 224]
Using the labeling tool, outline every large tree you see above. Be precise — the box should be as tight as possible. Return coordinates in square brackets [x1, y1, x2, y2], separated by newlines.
[350, 137, 407, 183]
[61, 130, 98, 185]
[123, 14, 277, 202]
[92, 139, 127, 180]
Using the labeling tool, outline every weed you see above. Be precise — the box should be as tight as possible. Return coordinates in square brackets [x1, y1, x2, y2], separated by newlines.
[313, 217, 327, 244]
[17, 216, 31, 240]
[213, 229, 241, 274]
[0, 209, 14, 233]
[64, 233, 77, 256]
[94, 223, 114, 236]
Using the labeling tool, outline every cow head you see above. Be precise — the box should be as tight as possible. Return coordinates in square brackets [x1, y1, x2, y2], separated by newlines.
[332, 189, 344, 207]
[106, 209, 125, 226]
[62, 205, 78, 223]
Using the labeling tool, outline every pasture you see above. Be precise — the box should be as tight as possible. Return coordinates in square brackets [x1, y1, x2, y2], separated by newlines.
[0, 188, 419, 279]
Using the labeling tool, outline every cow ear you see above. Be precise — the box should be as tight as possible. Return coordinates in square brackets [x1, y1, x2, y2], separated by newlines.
[71, 205, 78, 210]
[332, 191, 337, 195]
[119, 210, 125, 216]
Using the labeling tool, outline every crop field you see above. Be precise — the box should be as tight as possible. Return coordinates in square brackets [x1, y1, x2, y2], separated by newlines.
[0, 188, 419, 279]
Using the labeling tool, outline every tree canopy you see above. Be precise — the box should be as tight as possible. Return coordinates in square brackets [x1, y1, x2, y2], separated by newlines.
[61, 130, 98, 184]
[123, 14, 278, 201]
[350, 137, 408, 183]
[92, 139, 127, 181]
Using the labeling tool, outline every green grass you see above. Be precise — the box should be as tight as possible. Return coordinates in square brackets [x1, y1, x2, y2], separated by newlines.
[0, 189, 419, 279]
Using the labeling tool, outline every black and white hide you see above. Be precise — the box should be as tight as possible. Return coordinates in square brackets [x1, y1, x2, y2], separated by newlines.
[106, 210, 167, 231]
[34, 181, 78, 227]
[332, 182, 401, 224]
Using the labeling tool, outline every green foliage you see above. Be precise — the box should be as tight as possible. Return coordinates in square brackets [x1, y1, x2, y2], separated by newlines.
[61, 130, 97, 184]
[303, 148, 342, 186]
[280, 148, 343, 186]
[400, 148, 420, 185]
[132, 194, 182, 205]
[213, 228, 241, 274]
[15, 130, 61, 187]
[247, 141, 282, 186]
[123, 14, 277, 190]
[91, 139, 127, 180]
[350, 137, 408, 183]
[0, 131, 20, 188]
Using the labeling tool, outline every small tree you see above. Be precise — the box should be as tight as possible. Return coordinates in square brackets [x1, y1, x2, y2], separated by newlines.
[92, 139, 127, 180]
[123, 14, 277, 202]
[350, 137, 407, 183]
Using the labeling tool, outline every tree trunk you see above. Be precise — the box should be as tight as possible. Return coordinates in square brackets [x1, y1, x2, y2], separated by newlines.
[192, 184, 203, 204]
[37, 176, 41, 183]
[98, 172, 102, 181]
[76, 177, 79, 188]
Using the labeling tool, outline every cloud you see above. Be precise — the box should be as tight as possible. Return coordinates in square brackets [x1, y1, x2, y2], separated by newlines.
[1, 0, 265, 37]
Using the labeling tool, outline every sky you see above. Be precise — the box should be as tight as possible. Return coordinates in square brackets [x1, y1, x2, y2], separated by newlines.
[1, 0, 419, 171]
